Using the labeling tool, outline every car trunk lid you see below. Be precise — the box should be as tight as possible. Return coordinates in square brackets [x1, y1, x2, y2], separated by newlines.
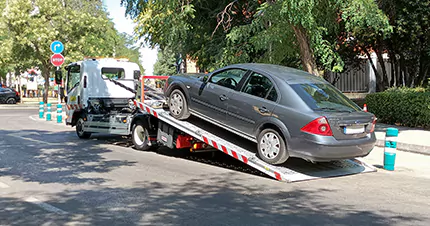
[321, 111, 375, 140]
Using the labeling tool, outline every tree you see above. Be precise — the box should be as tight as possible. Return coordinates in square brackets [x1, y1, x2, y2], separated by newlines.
[122, 0, 390, 78]
[153, 47, 177, 75]
[1, 0, 144, 103]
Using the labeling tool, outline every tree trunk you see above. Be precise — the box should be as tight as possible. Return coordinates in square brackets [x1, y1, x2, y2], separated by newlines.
[363, 47, 383, 91]
[41, 61, 51, 104]
[292, 25, 320, 76]
[375, 47, 389, 89]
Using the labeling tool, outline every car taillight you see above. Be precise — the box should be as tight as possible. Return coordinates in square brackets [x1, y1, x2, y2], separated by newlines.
[369, 118, 377, 133]
[301, 116, 333, 136]
[15, 91, 19, 96]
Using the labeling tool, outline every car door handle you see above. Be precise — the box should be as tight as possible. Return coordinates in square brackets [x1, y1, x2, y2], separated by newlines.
[258, 107, 270, 113]
[219, 94, 228, 101]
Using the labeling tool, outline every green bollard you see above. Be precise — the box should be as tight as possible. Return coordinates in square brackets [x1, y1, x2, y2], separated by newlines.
[46, 103, 51, 121]
[39, 101, 44, 119]
[57, 103, 62, 123]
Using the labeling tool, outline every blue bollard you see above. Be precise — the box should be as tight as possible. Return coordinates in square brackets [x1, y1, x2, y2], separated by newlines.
[57, 103, 62, 123]
[39, 101, 44, 119]
[46, 103, 52, 121]
[384, 128, 399, 171]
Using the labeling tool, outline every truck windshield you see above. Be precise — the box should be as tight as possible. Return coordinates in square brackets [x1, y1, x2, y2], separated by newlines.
[67, 65, 81, 92]
[102, 68, 125, 80]
[290, 82, 361, 112]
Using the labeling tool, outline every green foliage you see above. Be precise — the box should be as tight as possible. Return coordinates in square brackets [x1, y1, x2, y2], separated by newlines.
[365, 88, 430, 128]
[153, 48, 177, 75]
[0, 0, 144, 102]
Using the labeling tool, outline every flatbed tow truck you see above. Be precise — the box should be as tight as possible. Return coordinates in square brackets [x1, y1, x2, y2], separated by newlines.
[65, 58, 376, 183]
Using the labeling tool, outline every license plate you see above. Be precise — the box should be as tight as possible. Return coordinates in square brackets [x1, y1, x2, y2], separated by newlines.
[344, 125, 365, 134]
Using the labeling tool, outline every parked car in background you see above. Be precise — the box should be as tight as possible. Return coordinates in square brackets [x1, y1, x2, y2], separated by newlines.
[164, 63, 377, 165]
[0, 87, 20, 104]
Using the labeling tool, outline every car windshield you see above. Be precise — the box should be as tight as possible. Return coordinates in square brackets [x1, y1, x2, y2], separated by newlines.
[290, 82, 361, 112]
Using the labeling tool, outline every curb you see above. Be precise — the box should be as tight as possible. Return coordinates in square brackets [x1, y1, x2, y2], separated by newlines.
[375, 140, 430, 156]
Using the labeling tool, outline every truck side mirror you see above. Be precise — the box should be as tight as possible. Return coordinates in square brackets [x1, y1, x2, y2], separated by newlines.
[55, 70, 62, 84]
[134, 70, 141, 80]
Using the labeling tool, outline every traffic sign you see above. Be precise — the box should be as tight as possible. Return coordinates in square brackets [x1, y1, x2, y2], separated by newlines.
[50, 40, 64, 54]
[51, 53, 65, 66]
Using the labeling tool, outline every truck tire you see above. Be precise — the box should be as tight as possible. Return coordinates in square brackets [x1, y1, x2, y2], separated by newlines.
[76, 118, 91, 139]
[257, 128, 289, 165]
[168, 89, 190, 120]
[132, 120, 156, 151]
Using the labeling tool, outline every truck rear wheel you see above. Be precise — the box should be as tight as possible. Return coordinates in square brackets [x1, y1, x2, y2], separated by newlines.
[132, 120, 156, 151]
[76, 118, 91, 139]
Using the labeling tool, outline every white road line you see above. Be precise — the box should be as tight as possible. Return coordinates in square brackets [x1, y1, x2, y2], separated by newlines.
[25, 197, 68, 215]
[0, 181, 10, 188]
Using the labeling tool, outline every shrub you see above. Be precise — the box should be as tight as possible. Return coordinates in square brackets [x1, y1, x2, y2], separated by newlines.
[365, 87, 430, 128]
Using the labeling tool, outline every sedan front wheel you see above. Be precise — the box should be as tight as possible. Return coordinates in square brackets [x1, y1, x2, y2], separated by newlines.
[168, 89, 190, 120]
[257, 128, 289, 165]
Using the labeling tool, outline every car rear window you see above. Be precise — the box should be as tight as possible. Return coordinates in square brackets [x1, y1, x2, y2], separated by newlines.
[290, 82, 361, 112]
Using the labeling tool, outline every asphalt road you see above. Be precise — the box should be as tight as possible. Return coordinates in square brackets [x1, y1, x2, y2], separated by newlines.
[1, 109, 429, 226]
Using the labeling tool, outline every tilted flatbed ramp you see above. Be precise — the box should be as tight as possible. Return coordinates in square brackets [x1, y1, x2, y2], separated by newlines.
[133, 100, 377, 182]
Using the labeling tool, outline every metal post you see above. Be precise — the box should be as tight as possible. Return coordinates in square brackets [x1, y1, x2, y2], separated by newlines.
[384, 128, 398, 171]
[57, 103, 62, 123]
[39, 101, 44, 118]
[46, 103, 51, 121]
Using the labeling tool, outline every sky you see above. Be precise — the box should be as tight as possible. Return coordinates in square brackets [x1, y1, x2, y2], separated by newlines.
[102, 0, 158, 75]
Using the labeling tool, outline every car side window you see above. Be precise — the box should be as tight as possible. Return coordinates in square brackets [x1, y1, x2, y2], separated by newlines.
[209, 69, 247, 90]
[241, 72, 278, 101]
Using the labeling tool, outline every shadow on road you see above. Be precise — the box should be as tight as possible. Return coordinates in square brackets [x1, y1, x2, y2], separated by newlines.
[0, 129, 136, 185]
[0, 174, 424, 225]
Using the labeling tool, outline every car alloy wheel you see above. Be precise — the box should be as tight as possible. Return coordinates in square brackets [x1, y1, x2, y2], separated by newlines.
[170, 92, 183, 116]
[168, 89, 190, 120]
[6, 98, 16, 104]
[257, 128, 289, 165]
[259, 132, 280, 159]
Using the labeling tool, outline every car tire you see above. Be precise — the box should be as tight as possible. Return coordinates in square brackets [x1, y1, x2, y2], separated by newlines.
[257, 128, 289, 165]
[6, 98, 16, 104]
[168, 89, 190, 120]
[132, 120, 157, 151]
[76, 117, 91, 139]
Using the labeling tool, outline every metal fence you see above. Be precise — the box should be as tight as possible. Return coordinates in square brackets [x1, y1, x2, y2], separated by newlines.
[325, 60, 370, 93]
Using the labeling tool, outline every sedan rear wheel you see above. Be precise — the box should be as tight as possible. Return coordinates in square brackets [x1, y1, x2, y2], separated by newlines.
[6, 98, 16, 104]
[168, 89, 190, 120]
[257, 128, 289, 165]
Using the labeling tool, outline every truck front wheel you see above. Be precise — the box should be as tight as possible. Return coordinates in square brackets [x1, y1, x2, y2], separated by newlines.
[76, 118, 91, 139]
[132, 120, 155, 151]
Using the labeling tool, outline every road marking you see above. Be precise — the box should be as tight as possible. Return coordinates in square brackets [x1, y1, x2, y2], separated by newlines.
[8, 131, 52, 145]
[0, 181, 10, 188]
[25, 197, 68, 215]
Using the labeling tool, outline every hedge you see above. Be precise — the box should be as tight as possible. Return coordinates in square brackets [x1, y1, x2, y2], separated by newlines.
[365, 87, 430, 129]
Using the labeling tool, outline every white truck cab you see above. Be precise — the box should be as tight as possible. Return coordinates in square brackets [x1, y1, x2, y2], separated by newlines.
[64, 58, 141, 138]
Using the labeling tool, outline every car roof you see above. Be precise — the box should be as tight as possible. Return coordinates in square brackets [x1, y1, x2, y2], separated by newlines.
[229, 63, 324, 83]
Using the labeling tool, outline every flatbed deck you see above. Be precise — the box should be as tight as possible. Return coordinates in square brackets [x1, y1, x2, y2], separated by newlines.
[134, 100, 377, 182]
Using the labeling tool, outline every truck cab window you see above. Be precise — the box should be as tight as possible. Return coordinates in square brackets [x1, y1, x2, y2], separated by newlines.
[67, 65, 81, 92]
[102, 68, 125, 80]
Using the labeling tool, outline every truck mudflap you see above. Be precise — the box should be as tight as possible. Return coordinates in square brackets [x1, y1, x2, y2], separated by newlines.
[133, 100, 377, 183]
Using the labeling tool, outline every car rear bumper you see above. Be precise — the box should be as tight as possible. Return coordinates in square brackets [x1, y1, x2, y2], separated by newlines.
[288, 133, 377, 162]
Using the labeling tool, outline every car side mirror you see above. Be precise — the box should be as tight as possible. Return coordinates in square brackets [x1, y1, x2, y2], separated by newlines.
[201, 75, 208, 83]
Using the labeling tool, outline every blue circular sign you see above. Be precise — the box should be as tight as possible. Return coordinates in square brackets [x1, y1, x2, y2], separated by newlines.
[50, 40, 64, 54]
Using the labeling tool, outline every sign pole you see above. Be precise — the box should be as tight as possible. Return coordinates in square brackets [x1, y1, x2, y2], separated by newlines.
[57, 66, 60, 104]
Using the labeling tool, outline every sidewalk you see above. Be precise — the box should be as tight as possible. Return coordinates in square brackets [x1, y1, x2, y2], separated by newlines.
[374, 123, 430, 156]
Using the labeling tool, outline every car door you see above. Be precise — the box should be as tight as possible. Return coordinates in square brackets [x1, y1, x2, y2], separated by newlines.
[227, 72, 280, 137]
[190, 68, 248, 124]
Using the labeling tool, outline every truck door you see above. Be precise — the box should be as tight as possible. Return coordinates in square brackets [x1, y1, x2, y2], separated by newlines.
[65, 64, 82, 124]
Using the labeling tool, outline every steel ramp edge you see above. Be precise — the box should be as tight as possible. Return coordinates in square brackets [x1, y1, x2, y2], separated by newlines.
[133, 100, 377, 182]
